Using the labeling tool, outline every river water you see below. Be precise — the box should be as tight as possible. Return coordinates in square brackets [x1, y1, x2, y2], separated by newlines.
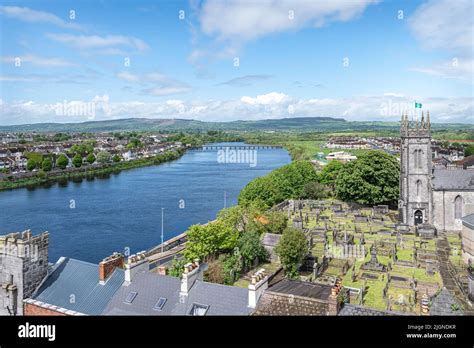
[0, 143, 290, 263]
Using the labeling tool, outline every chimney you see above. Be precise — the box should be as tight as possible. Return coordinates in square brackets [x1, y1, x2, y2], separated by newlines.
[180, 259, 202, 294]
[157, 265, 167, 276]
[124, 251, 148, 283]
[248, 269, 268, 309]
[328, 278, 343, 315]
[99, 252, 124, 285]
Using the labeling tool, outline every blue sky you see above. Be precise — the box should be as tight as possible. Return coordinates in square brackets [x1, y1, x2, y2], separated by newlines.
[0, 0, 472, 124]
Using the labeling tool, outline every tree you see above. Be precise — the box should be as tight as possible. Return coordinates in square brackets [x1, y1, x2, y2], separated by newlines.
[465, 146, 474, 157]
[86, 153, 96, 164]
[301, 181, 328, 200]
[96, 151, 111, 164]
[112, 154, 121, 162]
[72, 154, 83, 168]
[56, 154, 69, 169]
[204, 258, 225, 284]
[184, 220, 239, 261]
[36, 169, 46, 179]
[238, 231, 268, 271]
[318, 160, 344, 191]
[335, 150, 400, 206]
[26, 159, 36, 171]
[168, 257, 187, 278]
[222, 252, 243, 284]
[238, 160, 318, 207]
[41, 158, 52, 172]
[275, 227, 308, 278]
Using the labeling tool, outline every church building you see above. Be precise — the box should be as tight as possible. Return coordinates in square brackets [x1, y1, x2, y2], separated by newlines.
[398, 111, 474, 234]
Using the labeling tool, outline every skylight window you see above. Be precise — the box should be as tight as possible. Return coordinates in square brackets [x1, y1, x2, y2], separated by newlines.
[153, 297, 167, 311]
[124, 291, 138, 304]
[187, 303, 209, 316]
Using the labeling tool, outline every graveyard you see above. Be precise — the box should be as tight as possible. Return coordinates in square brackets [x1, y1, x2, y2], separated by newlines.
[269, 199, 463, 315]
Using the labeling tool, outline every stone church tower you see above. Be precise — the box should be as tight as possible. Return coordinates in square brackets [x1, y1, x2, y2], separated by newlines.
[399, 111, 433, 226]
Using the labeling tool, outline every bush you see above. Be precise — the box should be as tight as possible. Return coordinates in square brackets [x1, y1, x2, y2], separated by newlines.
[301, 181, 329, 199]
[275, 227, 308, 278]
[222, 252, 243, 284]
[238, 231, 268, 271]
[204, 258, 225, 284]
[86, 153, 96, 164]
[26, 159, 36, 171]
[168, 257, 187, 278]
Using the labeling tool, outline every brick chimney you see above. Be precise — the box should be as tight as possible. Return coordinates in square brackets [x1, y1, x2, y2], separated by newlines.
[180, 259, 202, 294]
[328, 278, 343, 315]
[99, 252, 124, 284]
[248, 269, 268, 308]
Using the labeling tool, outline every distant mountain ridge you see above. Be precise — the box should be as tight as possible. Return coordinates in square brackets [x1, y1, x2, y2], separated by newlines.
[0, 117, 471, 133]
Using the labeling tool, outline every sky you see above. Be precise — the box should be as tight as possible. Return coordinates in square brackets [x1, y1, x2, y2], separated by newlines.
[0, 0, 473, 125]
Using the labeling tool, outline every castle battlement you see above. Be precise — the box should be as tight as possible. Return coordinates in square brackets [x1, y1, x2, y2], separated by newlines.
[0, 230, 49, 258]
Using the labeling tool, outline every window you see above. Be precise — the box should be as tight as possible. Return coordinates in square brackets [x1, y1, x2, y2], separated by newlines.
[187, 303, 209, 316]
[153, 297, 167, 311]
[416, 180, 421, 198]
[124, 291, 138, 304]
[454, 196, 463, 220]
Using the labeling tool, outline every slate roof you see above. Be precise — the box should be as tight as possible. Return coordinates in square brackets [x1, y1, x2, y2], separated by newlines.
[338, 304, 414, 316]
[32, 257, 124, 315]
[267, 279, 332, 300]
[430, 288, 464, 316]
[102, 270, 252, 316]
[432, 169, 474, 190]
[462, 214, 474, 229]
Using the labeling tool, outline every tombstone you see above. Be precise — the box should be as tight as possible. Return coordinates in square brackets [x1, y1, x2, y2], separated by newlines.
[293, 217, 303, 230]
[425, 260, 435, 276]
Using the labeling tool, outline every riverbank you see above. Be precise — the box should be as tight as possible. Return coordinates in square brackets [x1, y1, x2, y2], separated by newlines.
[0, 148, 186, 191]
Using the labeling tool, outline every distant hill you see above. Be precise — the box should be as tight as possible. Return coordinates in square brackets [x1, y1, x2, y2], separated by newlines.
[0, 117, 472, 133]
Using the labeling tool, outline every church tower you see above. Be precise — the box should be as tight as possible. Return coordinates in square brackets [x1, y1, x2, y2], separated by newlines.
[399, 111, 433, 226]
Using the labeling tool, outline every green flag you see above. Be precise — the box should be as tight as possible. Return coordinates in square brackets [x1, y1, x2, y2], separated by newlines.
[415, 102, 422, 108]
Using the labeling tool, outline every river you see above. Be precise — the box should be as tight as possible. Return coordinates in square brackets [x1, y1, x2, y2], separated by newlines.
[0, 143, 290, 263]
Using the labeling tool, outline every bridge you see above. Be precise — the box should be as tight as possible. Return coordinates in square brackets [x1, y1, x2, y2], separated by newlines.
[201, 145, 283, 151]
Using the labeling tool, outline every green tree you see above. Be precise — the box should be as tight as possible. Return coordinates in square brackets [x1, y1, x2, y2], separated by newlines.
[168, 257, 187, 278]
[56, 154, 69, 169]
[464, 146, 474, 157]
[275, 227, 308, 278]
[26, 159, 36, 171]
[86, 153, 96, 164]
[36, 169, 46, 179]
[184, 220, 239, 261]
[112, 154, 121, 162]
[335, 150, 399, 206]
[301, 181, 328, 199]
[96, 151, 111, 164]
[318, 160, 344, 190]
[222, 252, 243, 284]
[238, 231, 268, 271]
[41, 158, 52, 172]
[72, 154, 83, 168]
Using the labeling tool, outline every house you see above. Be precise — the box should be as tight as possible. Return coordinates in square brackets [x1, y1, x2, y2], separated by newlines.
[24, 256, 125, 316]
[325, 151, 357, 163]
[102, 259, 253, 316]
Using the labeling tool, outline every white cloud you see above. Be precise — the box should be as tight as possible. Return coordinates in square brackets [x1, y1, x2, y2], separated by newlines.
[409, 0, 473, 82]
[241, 92, 288, 105]
[199, 0, 379, 42]
[1, 93, 472, 125]
[116, 71, 192, 96]
[0, 6, 82, 30]
[47, 33, 149, 53]
[190, 0, 378, 66]
[2, 54, 75, 67]
[409, 0, 473, 54]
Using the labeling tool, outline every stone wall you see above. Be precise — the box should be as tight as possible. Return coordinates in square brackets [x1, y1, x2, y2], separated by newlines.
[0, 230, 49, 315]
[253, 291, 332, 316]
[461, 224, 474, 263]
[432, 191, 474, 232]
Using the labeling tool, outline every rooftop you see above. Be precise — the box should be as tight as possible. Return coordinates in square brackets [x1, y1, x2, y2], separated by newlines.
[432, 168, 474, 190]
[31, 257, 124, 315]
[267, 278, 332, 300]
[102, 270, 252, 316]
